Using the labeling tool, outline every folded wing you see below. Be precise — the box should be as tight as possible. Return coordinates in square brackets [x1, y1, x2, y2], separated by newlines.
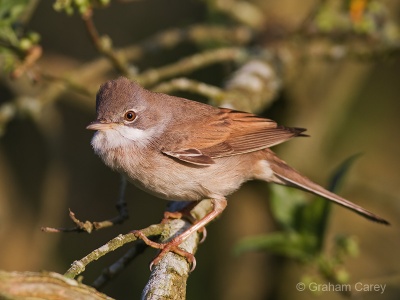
[162, 108, 307, 166]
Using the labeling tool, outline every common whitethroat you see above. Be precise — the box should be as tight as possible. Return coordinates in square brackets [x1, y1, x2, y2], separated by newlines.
[87, 77, 389, 269]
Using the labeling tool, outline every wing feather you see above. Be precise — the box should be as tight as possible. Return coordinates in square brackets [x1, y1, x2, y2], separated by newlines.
[161, 107, 307, 165]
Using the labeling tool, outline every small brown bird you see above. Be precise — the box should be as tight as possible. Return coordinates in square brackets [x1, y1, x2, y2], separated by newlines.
[87, 77, 388, 268]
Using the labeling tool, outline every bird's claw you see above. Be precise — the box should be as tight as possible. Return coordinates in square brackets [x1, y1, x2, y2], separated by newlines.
[133, 229, 197, 272]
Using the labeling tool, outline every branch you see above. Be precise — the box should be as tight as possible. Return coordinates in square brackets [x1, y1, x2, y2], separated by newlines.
[133, 47, 248, 87]
[10, 45, 42, 79]
[152, 78, 224, 98]
[121, 24, 254, 62]
[0, 271, 113, 300]
[60, 200, 210, 297]
[81, 8, 130, 75]
[141, 200, 212, 300]
[217, 58, 282, 113]
[64, 224, 165, 279]
[92, 240, 148, 290]
[152, 59, 282, 114]
[0, 102, 17, 136]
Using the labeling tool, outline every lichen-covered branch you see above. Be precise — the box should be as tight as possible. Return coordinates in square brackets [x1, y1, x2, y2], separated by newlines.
[152, 78, 224, 99]
[153, 59, 282, 114]
[141, 200, 212, 300]
[64, 224, 165, 279]
[0, 271, 113, 300]
[61, 200, 212, 299]
[92, 240, 148, 290]
[217, 59, 282, 113]
[133, 47, 248, 87]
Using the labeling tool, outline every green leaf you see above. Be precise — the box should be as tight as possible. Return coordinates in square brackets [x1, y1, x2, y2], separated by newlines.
[269, 184, 308, 230]
[234, 232, 315, 261]
[0, 0, 32, 25]
[328, 153, 362, 192]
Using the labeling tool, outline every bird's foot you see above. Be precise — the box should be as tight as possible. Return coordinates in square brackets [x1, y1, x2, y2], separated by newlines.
[133, 198, 228, 272]
[133, 229, 196, 271]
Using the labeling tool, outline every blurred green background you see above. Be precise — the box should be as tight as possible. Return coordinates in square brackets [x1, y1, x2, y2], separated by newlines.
[0, 0, 399, 299]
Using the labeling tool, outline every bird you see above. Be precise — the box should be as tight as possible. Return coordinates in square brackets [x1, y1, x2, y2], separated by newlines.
[87, 77, 389, 269]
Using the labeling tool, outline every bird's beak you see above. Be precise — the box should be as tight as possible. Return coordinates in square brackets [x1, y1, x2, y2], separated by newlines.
[86, 121, 117, 131]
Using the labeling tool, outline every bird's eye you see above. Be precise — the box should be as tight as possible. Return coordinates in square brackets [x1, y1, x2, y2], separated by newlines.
[124, 110, 136, 122]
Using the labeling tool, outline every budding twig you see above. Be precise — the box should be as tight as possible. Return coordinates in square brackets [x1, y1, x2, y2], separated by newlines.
[81, 8, 130, 75]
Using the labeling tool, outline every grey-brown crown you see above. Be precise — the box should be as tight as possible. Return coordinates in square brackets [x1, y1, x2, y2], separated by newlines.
[95, 77, 145, 120]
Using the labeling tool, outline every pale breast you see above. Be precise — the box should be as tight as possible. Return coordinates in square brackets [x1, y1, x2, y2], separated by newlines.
[92, 129, 257, 201]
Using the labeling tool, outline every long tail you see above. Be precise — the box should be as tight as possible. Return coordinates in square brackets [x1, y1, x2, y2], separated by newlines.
[267, 152, 389, 225]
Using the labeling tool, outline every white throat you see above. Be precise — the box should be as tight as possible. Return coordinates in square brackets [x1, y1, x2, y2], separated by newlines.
[91, 125, 155, 154]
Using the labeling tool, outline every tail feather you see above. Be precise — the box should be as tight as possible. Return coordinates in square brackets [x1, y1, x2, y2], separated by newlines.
[269, 156, 389, 225]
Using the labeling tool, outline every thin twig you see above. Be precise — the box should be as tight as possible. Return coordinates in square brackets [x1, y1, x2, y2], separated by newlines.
[64, 224, 165, 279]
[92, 240, 148, 290]
[10, 45, 42, 79]
[81, 8, 130, 75]
[121, 24, 253, 62]
[94, 176, 129, 230]
[41, 177, 129, 233]
[133, 47, 248, 87]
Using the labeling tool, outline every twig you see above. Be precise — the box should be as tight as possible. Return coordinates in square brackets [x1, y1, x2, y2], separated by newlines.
[1, 24, 254, 132]
[92, 240, 148, 290]
[121, 24, 253, 62]
[65, 200, 210, 291]
[64, 224, 165, 279]
[41, 176, 129, 233]
[40, 72, 95, 97]
[93, 176, 129, 230]
[133, 47, 248, 87]
[81, 8, 130, 75]
[10, 45, 42, 79]
[41, 209, 97, 233]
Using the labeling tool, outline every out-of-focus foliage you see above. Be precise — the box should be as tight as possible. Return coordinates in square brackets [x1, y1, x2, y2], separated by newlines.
[235, 154, 362, 285]
[0, 0, 40, 72]
[53, 0, 110, 15]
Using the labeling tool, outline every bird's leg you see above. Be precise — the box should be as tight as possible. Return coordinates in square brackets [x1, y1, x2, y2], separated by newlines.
[162, 201, 208, 242]
[133, 198, 227, 271]
[162, 201, 199, 222]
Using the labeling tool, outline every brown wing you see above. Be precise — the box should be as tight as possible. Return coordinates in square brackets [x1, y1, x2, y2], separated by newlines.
[162, 108, 307, 165]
